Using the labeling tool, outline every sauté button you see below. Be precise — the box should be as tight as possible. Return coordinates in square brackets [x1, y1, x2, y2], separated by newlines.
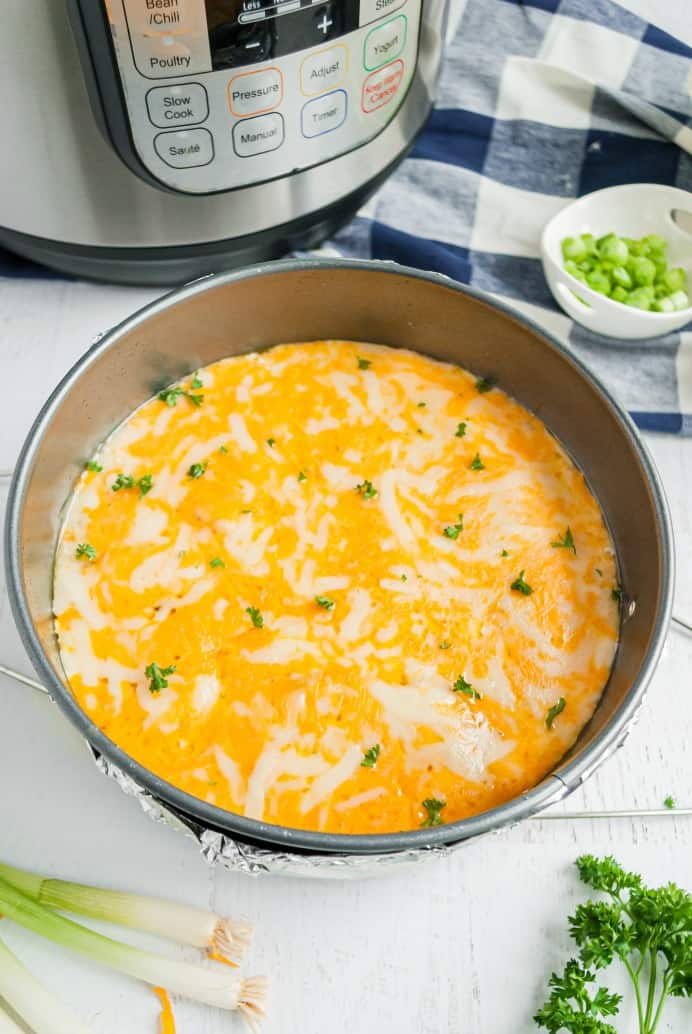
[232, 112, 285, 157]
[301, 89, 347, 138]
[146, 83, 209, 127]
[358, 0, 407, 27]
[153, 127, 214, 167]
[300, 44, 348, 97]
[363, 15, 407, 70]
[228, 67, 284, 117]
[361, 59, 405, 113]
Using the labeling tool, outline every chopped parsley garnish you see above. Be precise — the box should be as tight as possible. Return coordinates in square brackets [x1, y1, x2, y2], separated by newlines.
[421, 797, 446, 827]
[315, 595, 335, 611]
[400, 573, 408, 581]
[267, 437, 276, 448]
[500, 549, 509, 557]
[469, 452, 485, 471]
[209, 557, 225, 569]
[612, 586, 622, 603]
[417, 401, 427, 408]
[357, 356, 372, 370]
[361, 744, 381, 768]
[190, 374, 203, 389]
[187, 462, 207, 480]
[158, 377, 204, 407]
[356, 479, 378, 500]
[439, 641, 451, 650]
[219, 445, 228, 454]
[546, 697, 566, 729]
[297, 470, 307, 482]
[112, 473, 152, 497]
[158, 386, 183, 407]
[75, 543, 96, 561]
[511, 570, 533, 596]
[552, 526, 576, 554]
[145, 662, 176, 694]
[595, 567, 603, 577]
[475, 376, 494, 393]
[246, 606, 264, 628]
[443, 514, 464, 540]
[85, 460, 102, 472]
[453, 675, 481, 700]
[455, 422, 467, 438]
[663, 795, 676, 810]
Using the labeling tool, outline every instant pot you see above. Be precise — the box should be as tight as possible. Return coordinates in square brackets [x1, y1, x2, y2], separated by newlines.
[0, 0, 448, 285]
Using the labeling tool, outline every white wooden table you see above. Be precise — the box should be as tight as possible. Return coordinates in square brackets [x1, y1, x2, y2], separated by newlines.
[1, 269, 691, 1034]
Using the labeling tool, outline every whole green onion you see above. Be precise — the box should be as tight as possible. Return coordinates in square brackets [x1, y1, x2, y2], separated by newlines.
[0, 936, 93, 1034]
[0, 861, 251, 965]
[0, 877, 266, 1022]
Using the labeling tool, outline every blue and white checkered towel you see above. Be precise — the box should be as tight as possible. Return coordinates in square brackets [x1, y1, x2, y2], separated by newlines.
[3, 0, 691, 432]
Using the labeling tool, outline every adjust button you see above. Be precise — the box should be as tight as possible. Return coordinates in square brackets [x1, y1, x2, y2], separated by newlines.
[362, 59, 405, 113]
[364, 15, 407, 71]
[146, 83, 209, 128]
[232, 113, 285, 157]
[300, 44, 348, 97]
[228, 68, 283, 118]
[153, 127, 214, 168]
[301, 89, 347, 138]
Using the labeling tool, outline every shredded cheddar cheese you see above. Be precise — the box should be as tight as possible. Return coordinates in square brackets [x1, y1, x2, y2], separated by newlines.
[54, 342, 619, 834]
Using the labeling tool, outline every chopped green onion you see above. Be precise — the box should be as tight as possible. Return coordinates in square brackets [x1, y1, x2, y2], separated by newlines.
[297, 470, 307, 482]
[455, 422, 467, 438]
[209, 557, 225, 569]
[111, 473, 153, 497]
[443, 514, 464, 540]
[315, 596, 335, 611]
[453, 675, 481, 700]
[246, 606, 264, 628]
[85, 460, 102, 473]
[475, 377, 493, 393]
[0, 876, 266, 1017]
[0, 861, 252, 966]
[111, 473, 134, 491]
[360, 744, 381, 768]
[187, 462, 207, 480]
[546, 697, 566, 730]
[357, 357, 372, 370]
[417, 401, 427, 408]
[356, 479, 378, 500]
[439, 641, 451, 650]
[145, 662, 176, 693]
[266, 438, 276, 448]
[469, 453, 485, 471]
[511, 571, 533, 596]
[0, 936, 93, 1034]
[663, 795, 676, 810]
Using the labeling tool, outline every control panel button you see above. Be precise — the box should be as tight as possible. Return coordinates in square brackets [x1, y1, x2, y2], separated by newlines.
[123, 0, 212, 78]
[146, 83, 209, 128]
[361, 59, 405, 113]
[232, 112, 285, 157]
[153, 127, 215, 167]
[300, 44, 348, 97]
[228, 67, 284, 117]
[363, 15, 407, 71]
[358, 0, 408, 27]
[301, 89, 347, 138]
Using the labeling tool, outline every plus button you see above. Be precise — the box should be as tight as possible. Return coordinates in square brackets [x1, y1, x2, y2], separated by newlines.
[317, 12, 333, 34]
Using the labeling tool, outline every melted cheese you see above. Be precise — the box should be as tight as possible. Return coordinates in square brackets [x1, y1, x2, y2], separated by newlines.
[54, 341, 619, 834]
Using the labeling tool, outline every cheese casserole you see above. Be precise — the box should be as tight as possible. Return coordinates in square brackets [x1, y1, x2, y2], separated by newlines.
[54, 341, 619, 834]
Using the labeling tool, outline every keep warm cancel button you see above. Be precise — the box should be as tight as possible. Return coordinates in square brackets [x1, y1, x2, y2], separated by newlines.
[361, 59, 404, 113]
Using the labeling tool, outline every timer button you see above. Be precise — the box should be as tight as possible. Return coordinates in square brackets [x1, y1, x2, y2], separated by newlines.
[153, 127, 215, 168]
[146, 83, 209, 128]
[301, 89, 347, 138]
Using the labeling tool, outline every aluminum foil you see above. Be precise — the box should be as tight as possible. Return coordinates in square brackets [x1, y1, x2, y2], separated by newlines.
[93, 751, 459, 878]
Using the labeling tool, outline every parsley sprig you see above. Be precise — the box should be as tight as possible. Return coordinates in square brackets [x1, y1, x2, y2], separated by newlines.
[361, 744, 381, 768]
[145, 662, 176, 694]
[535, 855, 692, 1034]
[421, 798, 446, 827]
[552, 527, 577, 554]
[75, 543, 96, 561]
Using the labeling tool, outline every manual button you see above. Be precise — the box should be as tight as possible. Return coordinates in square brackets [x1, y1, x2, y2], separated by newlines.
[153, 127, 214, 168]
[232, 113, 285, 157]
[146, 83, 208, 127]
[364, 15, 407, 70]
[300, 44, 348, 97]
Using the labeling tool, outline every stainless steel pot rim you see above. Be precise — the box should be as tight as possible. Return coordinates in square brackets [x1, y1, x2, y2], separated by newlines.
[4, 257, 675, 855]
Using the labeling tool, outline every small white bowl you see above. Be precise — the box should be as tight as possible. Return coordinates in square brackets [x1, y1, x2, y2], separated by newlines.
[541, 183, 692, 340]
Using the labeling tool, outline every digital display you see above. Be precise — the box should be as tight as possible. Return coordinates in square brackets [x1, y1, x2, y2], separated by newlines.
[205, 0, 360, 69]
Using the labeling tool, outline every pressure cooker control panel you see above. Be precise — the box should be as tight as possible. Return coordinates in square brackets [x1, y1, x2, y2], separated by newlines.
[79, 0, 422, 194]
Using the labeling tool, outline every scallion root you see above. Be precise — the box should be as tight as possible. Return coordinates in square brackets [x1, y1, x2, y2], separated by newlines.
[237, 976, 269, 1034]
[212, 917, 254, 966]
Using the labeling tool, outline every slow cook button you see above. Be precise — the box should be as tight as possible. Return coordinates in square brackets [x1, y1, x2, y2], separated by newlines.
[146, 83, 209, 127]
[300, 44, 348, 97]
[361, 59, 404, 113]
[363, 14, 407, 70]
[301, 89, 347, 138]
[232, 112, 285, 157]
[358, 0, 407, 27]
[228, 67, 284, 118]
[153, 127, 214, 168]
